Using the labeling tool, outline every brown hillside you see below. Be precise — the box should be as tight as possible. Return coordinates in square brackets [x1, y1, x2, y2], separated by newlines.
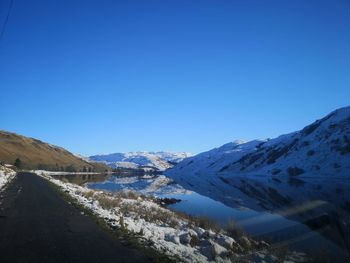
[0, 130, 110, 172]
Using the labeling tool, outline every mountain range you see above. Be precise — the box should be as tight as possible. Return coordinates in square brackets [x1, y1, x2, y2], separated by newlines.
[89, 151, 192, 171]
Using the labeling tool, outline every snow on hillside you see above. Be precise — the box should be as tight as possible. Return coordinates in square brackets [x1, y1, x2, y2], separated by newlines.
[154, 152, 193, 163]
[167, 140, 266, 176]
[168, 107, 350, 178]
[73, 153, 92, 163]
[90, 152, 192, 171]
[166, 107, 350, 214]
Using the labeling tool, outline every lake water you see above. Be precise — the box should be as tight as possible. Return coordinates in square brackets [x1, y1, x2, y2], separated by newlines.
[54, 173, 350, 262]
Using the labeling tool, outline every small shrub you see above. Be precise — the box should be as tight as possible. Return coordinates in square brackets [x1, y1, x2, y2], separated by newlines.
[119, 216, 126, 230]
[267, 244, 289, 262]
[119, 202, 132, 215]
[82, 190, 95, 199]
[60, 177, 69, 183]
[226, 219, 245, 239]
[14, 158, 22, 169]
[126, 190, 139, 199]
[119, 202, 180, 228]
[138, 228, 144, 236]
[114, 190, 140, 200]
[189, 234, 200, 247]
[191, 216, 220, 232]
[96, 196, 121, 209]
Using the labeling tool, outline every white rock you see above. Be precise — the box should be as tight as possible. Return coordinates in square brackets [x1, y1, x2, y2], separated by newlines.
[210, 240, 227, 256]
[216, 235, 236, 249]
[207, 230, 216, 238]
[165, 233, 180, 245]
[179, 233, 191, 245]
[198, 240, 229, 261]
[188, 229, 198, 237]
[238, 236, 251, 248]
[194, 227, 206, 237]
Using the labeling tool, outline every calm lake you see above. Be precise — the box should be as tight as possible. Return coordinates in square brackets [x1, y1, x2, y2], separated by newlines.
[53, 173, 349, 262]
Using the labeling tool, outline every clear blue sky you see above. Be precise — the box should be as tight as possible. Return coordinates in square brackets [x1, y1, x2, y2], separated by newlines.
[0, 0, 349, 156]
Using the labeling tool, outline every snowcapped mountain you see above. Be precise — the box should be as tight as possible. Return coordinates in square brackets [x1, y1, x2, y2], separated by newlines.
[89, 151, 192, 171]
[168, 107, 350, 178]
[153, 151, 193, 164]
[166, 107, 350, 213]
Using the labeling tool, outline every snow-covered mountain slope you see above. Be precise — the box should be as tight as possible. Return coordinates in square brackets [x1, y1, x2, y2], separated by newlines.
[89, 152, 192, 171]
[153, 151, 193, 164]
[166, 107, 350, 212]
[168, 107, 350, 178]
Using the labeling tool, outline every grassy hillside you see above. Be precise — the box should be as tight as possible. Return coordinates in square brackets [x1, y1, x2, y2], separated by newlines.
[0, 130, 110, 172]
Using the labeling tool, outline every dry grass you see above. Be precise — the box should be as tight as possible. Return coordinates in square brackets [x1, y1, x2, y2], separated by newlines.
[0, 165, 15, 175]
[95, 196, 122, 210]
[189, 234, 200, 247]
[191, 216, 221, 232]
[82, 189, 244, 238]
[266, 245, 289, 263]
[118, 202, 179, 228]
[0, 130, 110, 172]
[169, 212, 221, 232]
[60, 177, 70, 183]
[82, 190, 95, 199]
[113, 190, 142, 200]
[226, 219, 245, 239]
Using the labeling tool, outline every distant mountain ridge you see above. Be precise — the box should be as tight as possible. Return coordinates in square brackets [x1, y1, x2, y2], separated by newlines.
[0, 130, 110, 172]
[166, 107, 350, 212]
[89, 151, 193, 171]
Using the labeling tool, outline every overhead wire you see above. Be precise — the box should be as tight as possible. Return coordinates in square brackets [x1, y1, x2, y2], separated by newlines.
[0, 0, 14, 42]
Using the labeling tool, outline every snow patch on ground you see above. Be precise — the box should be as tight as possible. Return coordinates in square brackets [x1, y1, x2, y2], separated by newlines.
[0, 165, 16, 191]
